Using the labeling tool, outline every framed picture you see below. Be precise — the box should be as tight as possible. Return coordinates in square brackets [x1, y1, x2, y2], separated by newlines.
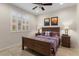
[26, 21, 29, 31]
[44, 18, 50, 26]
[51, 17, 58, 25]
[10, 16, 17, 32]
[18, 19, 22, 32]
[22, 20, 26, 31]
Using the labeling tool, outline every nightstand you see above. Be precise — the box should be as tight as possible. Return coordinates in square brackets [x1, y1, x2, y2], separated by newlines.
[61, 34, 70, 48]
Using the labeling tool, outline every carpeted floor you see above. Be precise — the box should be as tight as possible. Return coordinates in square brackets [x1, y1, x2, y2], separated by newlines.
[0, 45, 79, 56]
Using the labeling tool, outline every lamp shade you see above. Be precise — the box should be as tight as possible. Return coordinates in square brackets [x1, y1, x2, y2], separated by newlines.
[64, 26, 69, 29]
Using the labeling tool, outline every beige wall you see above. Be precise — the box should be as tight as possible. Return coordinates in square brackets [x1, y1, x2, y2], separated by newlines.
[0, 3, 37, 49]
[37, 5, 79, 48]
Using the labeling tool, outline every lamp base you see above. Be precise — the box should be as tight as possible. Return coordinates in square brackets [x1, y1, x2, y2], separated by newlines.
[65, 29, 68, 35]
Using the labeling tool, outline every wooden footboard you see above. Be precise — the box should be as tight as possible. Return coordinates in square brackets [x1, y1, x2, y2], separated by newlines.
[22, 37, 56, 56]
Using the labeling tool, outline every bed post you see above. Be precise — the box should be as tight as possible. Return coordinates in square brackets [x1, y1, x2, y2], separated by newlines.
[22, 37, 24, 50]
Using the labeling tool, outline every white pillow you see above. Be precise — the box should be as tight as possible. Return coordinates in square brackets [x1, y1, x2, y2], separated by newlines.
[45, 31, 50, 36]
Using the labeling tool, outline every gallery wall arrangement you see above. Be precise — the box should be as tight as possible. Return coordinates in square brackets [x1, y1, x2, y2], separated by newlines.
[10, 10, 29, 32]
[44, 17, 58, 26]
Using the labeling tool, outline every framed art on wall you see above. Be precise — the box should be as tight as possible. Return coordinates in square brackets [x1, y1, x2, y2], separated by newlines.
[22, 20, 26, 31]
[10, 15, 18, 32]
[26, 21, 29, 31]
[18, 18, 22, 32]
[10, 10, 30, 32]
[51, 17, 58, 25]
[44, 18, 50, 26]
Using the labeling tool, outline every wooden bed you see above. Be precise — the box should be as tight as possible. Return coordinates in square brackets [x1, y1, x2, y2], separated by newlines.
[22, 27, 60, 56]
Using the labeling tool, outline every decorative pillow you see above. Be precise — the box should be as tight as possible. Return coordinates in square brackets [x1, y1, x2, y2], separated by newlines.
[45, 31, 51, 36]
[50, 32, 59, 37]
[41, 32, 45, 36]
[45, 31, 48, 36]
[53, 32, 59, 36]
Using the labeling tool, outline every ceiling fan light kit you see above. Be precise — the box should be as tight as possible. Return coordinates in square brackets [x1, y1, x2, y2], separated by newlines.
[32, 3, 52, 11]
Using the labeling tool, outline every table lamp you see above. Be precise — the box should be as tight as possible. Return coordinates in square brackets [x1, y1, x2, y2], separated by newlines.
[64, 26, 69, 35]
[38, 28, 42, 33]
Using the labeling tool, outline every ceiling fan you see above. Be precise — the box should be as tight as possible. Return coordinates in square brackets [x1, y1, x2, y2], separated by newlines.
[32, 3, 52, 11]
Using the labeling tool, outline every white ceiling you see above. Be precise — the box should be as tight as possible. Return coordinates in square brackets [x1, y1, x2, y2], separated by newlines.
[11, 3, 76, 15]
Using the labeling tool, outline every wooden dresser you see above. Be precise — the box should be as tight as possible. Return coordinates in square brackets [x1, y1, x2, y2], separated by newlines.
[61, 34, 70, 48]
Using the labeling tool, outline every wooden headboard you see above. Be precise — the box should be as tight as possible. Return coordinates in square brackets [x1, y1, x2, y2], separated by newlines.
[42, 27, 60, 36]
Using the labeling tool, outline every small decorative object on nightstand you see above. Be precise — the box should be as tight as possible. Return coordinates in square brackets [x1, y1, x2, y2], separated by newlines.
[35, 28, 42, 36]
[35, 33, 41, 36]
[61, 34, 70, 48]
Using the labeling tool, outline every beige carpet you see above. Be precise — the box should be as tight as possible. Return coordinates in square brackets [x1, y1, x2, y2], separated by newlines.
[0, 45, 79, 56]
[56, 47, 79, 56]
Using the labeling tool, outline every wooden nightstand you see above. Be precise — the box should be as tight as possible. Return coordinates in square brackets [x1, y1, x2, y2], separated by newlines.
[61, 34, 70, 48]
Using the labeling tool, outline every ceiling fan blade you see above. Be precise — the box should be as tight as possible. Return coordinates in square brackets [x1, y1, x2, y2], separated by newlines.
[33, 3, 52, 6]
[42, 3, 52, 6]
[32, 6, 38, 10]
[41, 7, 45, 11]
[33, 3, 42, 5]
